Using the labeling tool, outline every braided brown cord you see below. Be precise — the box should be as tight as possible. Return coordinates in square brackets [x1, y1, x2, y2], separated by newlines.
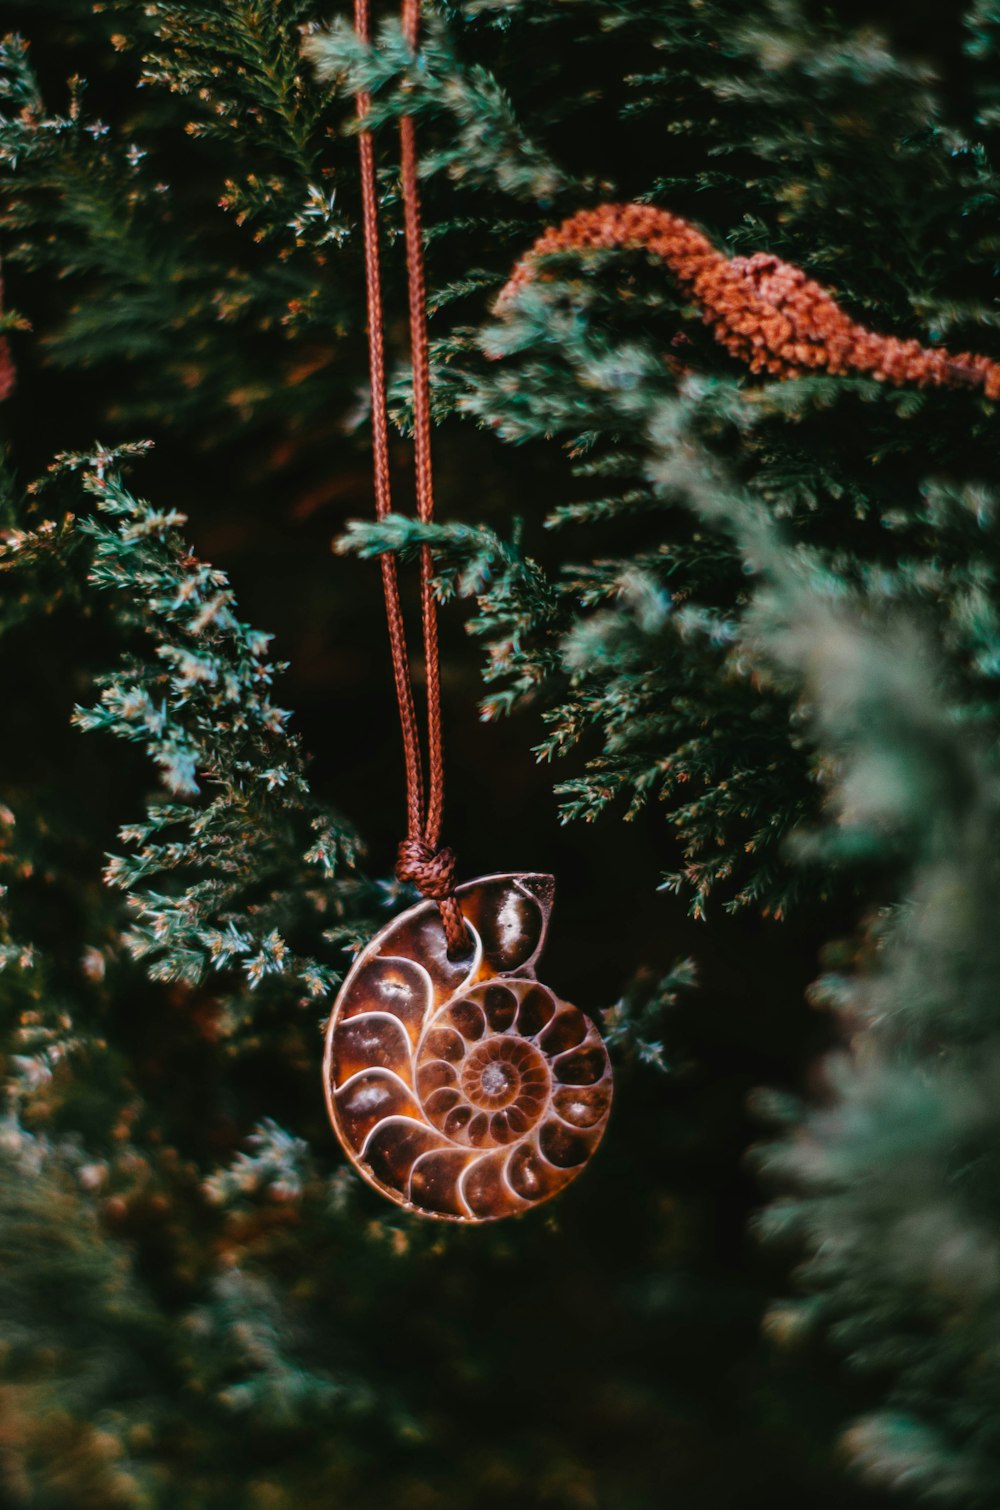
[498, 203, 1000, 398]
[395, 837, 456, 899]
[355, 0, 467, 955]
[398, 0, 444, 852]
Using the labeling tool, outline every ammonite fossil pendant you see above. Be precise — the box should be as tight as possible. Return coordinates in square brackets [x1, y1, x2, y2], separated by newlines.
[324, 873, 613, 1221]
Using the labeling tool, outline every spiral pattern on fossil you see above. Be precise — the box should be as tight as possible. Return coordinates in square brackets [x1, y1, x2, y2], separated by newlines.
[324, 874, 612, 1221]
[497, 203, 1000, 399]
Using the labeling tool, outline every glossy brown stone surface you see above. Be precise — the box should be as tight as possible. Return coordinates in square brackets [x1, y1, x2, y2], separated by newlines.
[324, 874, 613, 1221]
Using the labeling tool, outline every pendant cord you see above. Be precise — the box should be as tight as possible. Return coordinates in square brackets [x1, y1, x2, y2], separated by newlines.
[354, 0, 467, 955]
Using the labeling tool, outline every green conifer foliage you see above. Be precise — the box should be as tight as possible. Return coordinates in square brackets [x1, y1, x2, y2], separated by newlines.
[632, 408, 1000, 1502]
[309, 0, 1000, 913]
[2, 0, 1000, 1505]
[70, 452, 365, 994]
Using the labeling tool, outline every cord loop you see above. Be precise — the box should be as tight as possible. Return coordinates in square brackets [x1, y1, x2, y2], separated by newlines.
[396, 839, 456, 901]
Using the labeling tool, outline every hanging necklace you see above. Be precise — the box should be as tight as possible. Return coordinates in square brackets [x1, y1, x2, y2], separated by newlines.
[323, 0, 613, 1222]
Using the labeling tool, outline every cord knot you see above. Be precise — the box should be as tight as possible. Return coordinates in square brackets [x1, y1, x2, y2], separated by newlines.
[396, 838, 456, 901]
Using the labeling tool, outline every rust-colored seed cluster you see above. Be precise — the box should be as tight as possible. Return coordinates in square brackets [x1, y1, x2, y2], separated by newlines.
[498, 204, 1000, 399]
[325, 874, 612, 1222]
[0, 337, 13, 404]
[0, 275, 14, 403]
